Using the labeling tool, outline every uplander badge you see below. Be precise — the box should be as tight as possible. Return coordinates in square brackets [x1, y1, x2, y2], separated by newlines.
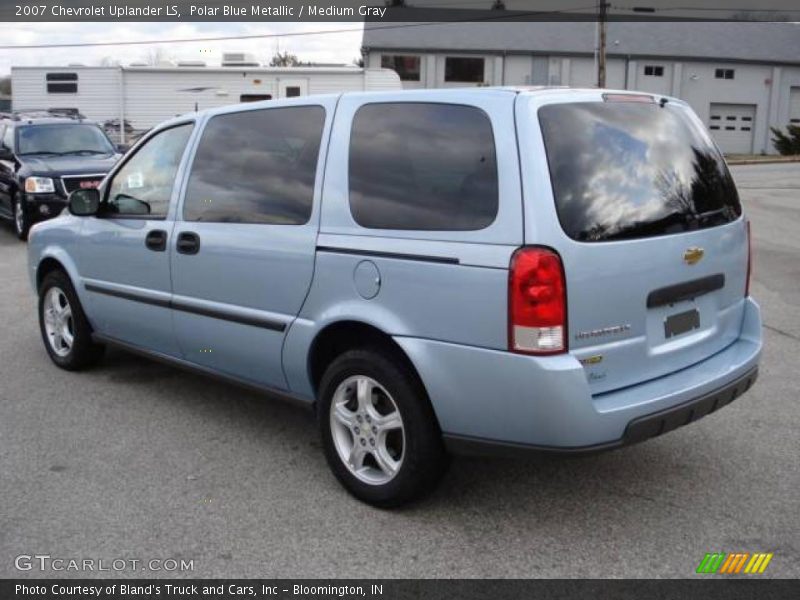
[575, 324, 631, 340]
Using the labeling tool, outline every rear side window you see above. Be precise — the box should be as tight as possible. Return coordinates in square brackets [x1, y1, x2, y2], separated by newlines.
[349, 102, 498, 231]
[184, 106, 325, 224]
[539, 101, 741, 242]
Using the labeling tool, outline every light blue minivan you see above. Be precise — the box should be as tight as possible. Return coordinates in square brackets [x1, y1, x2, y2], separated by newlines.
[28, 88, 761, 506]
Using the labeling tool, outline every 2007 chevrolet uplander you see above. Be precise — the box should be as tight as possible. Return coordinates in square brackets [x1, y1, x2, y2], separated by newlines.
[28, 88, 762, 506]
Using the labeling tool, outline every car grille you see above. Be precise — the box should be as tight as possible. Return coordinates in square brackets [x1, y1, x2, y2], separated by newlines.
[60, 175, 104, 195]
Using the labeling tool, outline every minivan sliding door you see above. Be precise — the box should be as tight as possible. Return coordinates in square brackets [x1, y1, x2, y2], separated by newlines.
[170, 101, 332, 391]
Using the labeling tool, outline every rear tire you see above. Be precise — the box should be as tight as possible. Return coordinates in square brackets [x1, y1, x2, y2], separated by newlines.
[13, 194, 29, 241]
[38, 270, 105, 370]
[318, 348, 448, 507]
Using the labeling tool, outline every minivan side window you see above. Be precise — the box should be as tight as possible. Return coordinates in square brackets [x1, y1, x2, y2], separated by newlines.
[349, 103, 498, 231]
[183, 106, 325, 225]
[105, 123, 193, 218]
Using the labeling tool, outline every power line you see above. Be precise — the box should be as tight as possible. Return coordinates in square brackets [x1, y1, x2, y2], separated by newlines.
[613, 4, 800, 13]
[0, 24, 367, 50]
[1, 4, 794, 50]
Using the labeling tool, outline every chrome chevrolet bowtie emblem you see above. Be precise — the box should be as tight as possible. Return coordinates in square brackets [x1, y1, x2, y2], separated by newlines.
[683, 247, 704, 265]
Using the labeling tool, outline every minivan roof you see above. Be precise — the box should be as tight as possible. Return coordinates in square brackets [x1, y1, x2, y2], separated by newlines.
[144, 86, 685, 142]
[336, 85, 680, 103]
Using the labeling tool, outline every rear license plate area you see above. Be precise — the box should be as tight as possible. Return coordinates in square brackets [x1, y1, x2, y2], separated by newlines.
[664, 309, 700, 339]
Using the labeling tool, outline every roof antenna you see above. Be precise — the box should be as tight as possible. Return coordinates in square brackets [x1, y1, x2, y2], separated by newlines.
[659, 97, 669, 107]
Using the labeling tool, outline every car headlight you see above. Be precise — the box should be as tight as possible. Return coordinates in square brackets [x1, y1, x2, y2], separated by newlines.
[24, 177, 56, 194]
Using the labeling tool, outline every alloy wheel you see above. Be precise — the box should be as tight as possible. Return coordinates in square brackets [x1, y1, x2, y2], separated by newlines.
[43, 287, 74, 357]
[329, 375, 405, 485]
[14, 199, 25, 235]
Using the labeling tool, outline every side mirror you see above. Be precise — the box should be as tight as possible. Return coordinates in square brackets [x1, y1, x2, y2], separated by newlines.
[68, 189, 100, 216]
[110, 194, 150, 215]
[0, 146, 13, 161]
[116, 143, 129, 154]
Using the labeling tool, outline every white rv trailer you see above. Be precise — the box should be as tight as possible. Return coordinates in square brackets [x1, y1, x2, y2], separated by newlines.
[11, 64, 402, 142]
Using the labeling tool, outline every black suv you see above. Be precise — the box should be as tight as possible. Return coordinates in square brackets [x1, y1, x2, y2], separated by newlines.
[0, 110, 122, 239]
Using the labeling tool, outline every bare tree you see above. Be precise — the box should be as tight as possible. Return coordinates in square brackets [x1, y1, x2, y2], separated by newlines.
[269, 51, 301, 67]
[142, 47, 172, 66]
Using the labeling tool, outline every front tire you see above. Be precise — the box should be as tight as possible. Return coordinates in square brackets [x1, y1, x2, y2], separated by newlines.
[318, 348, 448, 507]
[38, 270, 104, 370]
[13, 194, 30, 241]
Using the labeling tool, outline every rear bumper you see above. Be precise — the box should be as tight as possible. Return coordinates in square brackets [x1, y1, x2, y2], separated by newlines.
[444, 367, 758, 457]
[395, 297, 762, 455]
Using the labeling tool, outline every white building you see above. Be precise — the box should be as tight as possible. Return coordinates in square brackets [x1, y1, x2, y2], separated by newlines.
[363, 21, 800, 154]
[11, 60, 401, 142]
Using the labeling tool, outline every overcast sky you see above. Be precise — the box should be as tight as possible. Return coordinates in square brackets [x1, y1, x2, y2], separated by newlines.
[0, 22, 364, 75]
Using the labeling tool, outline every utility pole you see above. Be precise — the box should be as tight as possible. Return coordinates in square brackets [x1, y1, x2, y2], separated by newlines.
[597, 0, 608, 88]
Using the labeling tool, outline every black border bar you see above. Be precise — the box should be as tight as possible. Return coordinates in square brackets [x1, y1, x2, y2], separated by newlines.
[2, 579, 798, 600]
[2, 1, 799, 22]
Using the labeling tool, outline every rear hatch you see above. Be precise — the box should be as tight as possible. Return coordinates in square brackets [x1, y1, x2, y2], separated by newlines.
[533, 94, 748, 394]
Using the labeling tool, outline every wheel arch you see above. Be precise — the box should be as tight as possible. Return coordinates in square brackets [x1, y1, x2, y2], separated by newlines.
[36, 256, 68, 292]
[307, 320, 433, 414]
[34, 248, 83, 300]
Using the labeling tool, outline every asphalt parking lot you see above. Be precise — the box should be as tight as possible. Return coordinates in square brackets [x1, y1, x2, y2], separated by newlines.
[1, 163, 798, 579]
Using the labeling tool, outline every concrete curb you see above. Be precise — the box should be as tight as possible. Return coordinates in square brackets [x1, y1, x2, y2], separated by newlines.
[727, 157, 800, 166]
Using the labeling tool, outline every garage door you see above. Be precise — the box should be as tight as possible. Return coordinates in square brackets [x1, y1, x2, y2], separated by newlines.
[790, 87, 800, 124]
[708, 103, 756, 154]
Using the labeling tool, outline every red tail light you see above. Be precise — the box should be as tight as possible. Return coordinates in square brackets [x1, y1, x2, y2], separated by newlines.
[509, 247, 567, 355]
[745, 220, 752, 297]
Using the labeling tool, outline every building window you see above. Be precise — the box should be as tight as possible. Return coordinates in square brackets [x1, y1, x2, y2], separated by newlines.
[285, 86, 301, 98]
[46, 73, 78, 94]
[644, 65, 664, 77]
[240, 94, 271, 102]
[380, 54, 421, 81]
[715, 68, 735, 80]
[444, 57, 485, 83]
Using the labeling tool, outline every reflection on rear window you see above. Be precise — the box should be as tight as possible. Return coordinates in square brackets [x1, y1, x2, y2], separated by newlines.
[539, 102, 741, 242]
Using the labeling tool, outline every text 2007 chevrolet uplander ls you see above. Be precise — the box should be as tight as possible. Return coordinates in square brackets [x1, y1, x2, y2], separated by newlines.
[28, 88, 761, 506]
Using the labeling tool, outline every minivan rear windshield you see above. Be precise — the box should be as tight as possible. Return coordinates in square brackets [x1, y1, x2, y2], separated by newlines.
[539, 101, 741, 242]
